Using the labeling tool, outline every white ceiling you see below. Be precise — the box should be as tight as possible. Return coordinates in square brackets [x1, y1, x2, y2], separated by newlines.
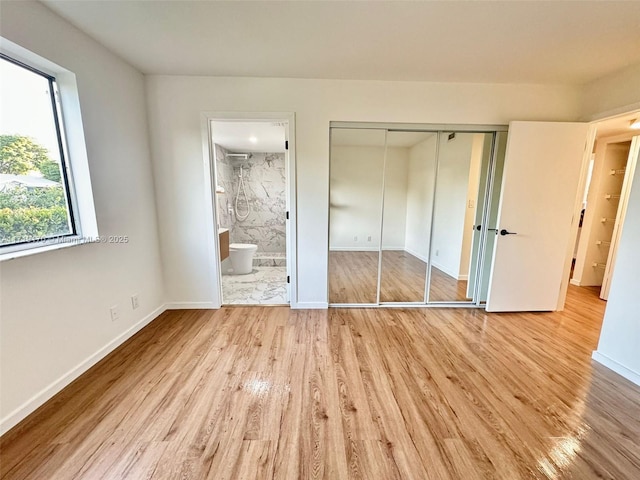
[211, 121, 286, 152]
[42, 1, 640, 85]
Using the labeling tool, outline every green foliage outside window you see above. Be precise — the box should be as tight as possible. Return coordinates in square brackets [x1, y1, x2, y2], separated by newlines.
[0, 135, 70, 245]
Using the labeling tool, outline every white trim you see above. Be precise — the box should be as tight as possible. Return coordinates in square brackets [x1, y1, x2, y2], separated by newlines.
[165, 302, 218, 310]
[293, 302, 328, 310]
[0, 304, 167, 436]
[0, 236, 93, 262]
[201, 112, 297, 308]
[0, 38, 98, 261]
[329, 247, 380, 252]
[430, 260, 458, 279]
[458, 274, 469, 281]
[592, 351, 640, 387]
[404, 247, 429, 263]
[569, 278, 582, 286]
[582, 102, 640, 123]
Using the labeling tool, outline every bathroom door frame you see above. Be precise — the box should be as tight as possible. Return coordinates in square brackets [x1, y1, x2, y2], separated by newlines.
[201, 111, 298, 308]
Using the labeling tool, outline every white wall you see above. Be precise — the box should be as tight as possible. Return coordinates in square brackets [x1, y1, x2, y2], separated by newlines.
[459, 134, 485, 278]
[0, 1, 164, 433]
[330, 145, 408, 251]
[431, 133, 474, 278]
[404, 135, 437, 261]
[146, 75, 581, 308]
[581, 62, 640, 119]
[329, 145, 385, 250]
[381, 148, 409, 250]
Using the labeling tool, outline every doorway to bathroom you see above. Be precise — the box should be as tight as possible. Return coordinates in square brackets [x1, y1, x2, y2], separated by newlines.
[206, 114, 296, 306]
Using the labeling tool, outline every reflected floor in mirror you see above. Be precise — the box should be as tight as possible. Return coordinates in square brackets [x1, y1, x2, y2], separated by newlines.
[329, 251, 379, 303]
[329, 250, 471, 303]
[429, 266, 470, 302]
[222, 266, 288, 304]
[2, 286, 639, 479]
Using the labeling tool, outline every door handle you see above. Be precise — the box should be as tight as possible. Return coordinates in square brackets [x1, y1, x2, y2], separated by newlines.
[500, 229, 517, 236]
[474, 224, 481, 231]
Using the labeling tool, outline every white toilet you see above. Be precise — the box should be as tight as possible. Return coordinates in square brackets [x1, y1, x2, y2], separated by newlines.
[229, 243, 258, 274]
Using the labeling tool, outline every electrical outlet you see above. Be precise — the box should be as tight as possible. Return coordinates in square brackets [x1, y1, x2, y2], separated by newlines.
[354, 235, 358, 242]
[367, 235, 372, 242]
[131, 294, 139, 310]
[110, 305, 120, 322]
[435, 249, 439, 256]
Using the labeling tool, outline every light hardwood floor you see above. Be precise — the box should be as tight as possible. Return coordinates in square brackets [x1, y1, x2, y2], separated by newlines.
[329, 250, 470, 303]
[1, 286, 639, 479]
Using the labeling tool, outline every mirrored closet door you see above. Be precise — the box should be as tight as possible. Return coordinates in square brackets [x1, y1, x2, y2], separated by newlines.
[379, 131, 436, 303]
[328, 124, 508, 307]
[428, 131, 495, 303]
[328, 128, 386, 304]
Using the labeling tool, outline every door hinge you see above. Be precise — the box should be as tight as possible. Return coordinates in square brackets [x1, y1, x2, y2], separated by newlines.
[286, 211, 289, 220]
[287, 276, 290, 284]
[285, 140, 289, 150]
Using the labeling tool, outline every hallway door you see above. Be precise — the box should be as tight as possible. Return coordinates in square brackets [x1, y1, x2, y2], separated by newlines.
[486, 121, 590, 312]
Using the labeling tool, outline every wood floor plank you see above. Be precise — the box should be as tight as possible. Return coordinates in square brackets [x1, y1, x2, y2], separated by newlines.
[2, 286, 639, 479]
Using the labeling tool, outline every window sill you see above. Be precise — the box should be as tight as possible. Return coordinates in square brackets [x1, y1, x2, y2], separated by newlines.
[0, 236, 94, 262]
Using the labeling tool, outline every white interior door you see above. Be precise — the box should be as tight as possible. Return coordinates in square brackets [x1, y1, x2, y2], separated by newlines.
[486, 121, 590, 312]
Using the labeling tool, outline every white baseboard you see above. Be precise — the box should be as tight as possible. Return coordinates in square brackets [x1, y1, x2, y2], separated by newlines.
[430, 260, 458, 279]
[458, 274, 468, 281]
[293, 302, 328, 310]
[569, 278, 581, 286]
[404, 247, 429, 264]
[165, 302, 218, 309]
[329, 247, 379, 252]
[0, 304, 167, 437]
[592, 351, 640, 387]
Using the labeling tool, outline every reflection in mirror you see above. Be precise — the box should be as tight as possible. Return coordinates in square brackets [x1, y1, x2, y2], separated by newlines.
[429, 132, 494, 302]
[379, 132, 437, 302]
[328, 128, 386, 303]
[477, 131, 508, 302]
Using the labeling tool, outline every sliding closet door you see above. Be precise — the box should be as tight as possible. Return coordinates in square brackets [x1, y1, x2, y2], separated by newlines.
[328, 128, 385, 304]
[379, 132, 437, 303]
[476, 132, 508, 303]
[428, 132, 494, 303]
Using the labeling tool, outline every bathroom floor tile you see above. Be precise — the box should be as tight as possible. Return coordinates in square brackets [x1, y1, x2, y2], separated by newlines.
[222, 266, 288, 305]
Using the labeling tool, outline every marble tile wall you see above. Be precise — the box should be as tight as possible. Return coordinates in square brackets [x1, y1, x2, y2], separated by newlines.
[214, 144, 287, 255]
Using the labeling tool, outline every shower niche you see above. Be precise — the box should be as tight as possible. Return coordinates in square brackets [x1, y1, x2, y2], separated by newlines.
[328, 123, 508, 306]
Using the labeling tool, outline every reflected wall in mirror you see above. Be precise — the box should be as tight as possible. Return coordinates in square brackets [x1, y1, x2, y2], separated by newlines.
[477, 131, 508, 302]
[328, 128, 385, 304]
[379, 132, 437, 302]
[428, 132, 495, 302]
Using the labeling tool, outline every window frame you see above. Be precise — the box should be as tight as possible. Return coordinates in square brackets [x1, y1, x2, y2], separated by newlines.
[0, 53, 79, 248]
[0, 39, 98, 261]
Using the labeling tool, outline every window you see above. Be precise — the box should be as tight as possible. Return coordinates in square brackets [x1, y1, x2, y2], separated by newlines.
[0, 54, 76, 247]
[0, 43, 97, 260]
